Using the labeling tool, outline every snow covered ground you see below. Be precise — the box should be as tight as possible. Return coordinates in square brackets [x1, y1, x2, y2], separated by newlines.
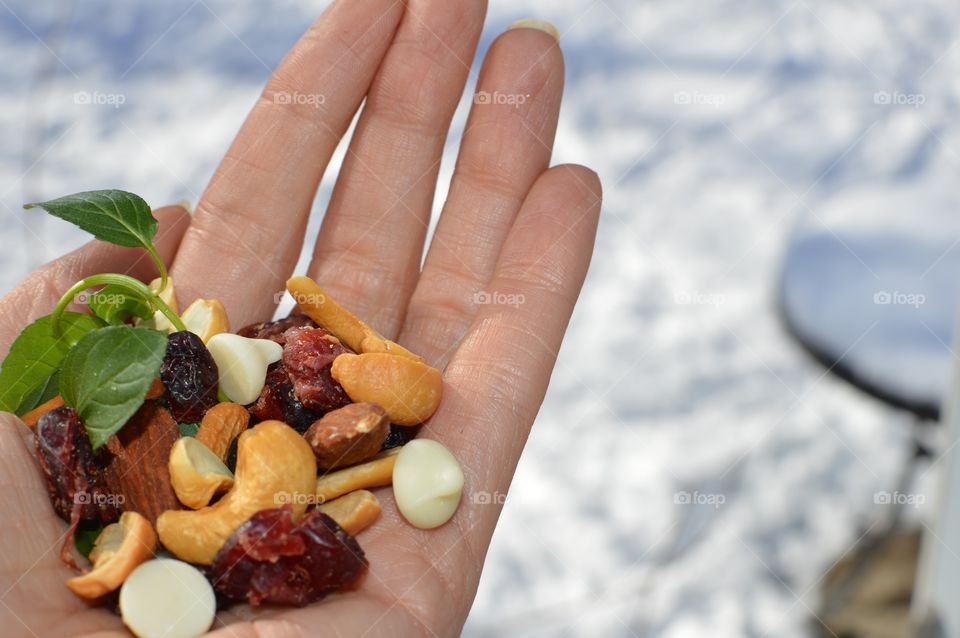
[1, 0, 957, 636]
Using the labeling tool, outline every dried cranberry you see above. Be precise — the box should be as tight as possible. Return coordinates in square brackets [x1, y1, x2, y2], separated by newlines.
[160, 331, 219, 422]
[237, 314, 316, 345]
[382, 424, 420, 451]
[35, 406, 117, 524]
[248, 362, 321, 433]
[211, 507, 367, 607]
[282, 327, 351, 414]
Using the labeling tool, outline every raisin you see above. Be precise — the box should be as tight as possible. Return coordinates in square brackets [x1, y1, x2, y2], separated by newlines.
[237, 314, 316, 345]
[35, 406, 117, 524]
[282, 327, 351, 414]
[211, 507, 367, 607]
[160, 331, 219, 423]
[248, 361, 321, 433]
[382, 424, 420, 451]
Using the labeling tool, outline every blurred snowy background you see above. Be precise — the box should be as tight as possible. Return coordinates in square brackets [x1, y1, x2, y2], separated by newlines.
[1, 0, 958, 636]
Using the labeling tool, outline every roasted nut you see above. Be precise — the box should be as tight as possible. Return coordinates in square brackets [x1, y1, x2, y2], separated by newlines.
[316, 449, 399, 503]
[156, 420, 316, 565]
[66, 512, 157, 599]
[318, 490, 381, 535]
[169, 437, 234, 509]
[181, 298, 230, 344]
[287, 276, 422, 361]
[195, 402, 249, 462]
[206, 333, 282, 404]
[393, 439, 464, 529]
[305, 402, 389, 469]
[101, 403, 182, 526]
[331, 352, 442, 425]
[120, 559, 215, 638]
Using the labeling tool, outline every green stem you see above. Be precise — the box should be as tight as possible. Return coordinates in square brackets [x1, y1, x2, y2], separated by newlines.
[52, 274, 185, 339]
[146, 243, 168, 292]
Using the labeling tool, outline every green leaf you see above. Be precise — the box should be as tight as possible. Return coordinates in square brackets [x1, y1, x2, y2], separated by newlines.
[24, 190, 158, 250]
[74, 525, 104, 559]
[60, 326, 168, 449]
[15, 370, 60, 415]
[0, 313, 102, 414]
[87, 284, 152, 325]
[177, 422, 200, 437]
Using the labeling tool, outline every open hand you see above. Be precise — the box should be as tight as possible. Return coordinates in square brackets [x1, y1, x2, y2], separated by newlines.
[0, 1, 601, 636]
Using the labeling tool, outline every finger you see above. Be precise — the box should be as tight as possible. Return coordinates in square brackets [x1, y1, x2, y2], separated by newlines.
[398, 26, 564, 365]
[171, 0, 405, 328]
[0, 205, 191, 355]
[427, 165, 601, 608]
[306, 0, 487, 337]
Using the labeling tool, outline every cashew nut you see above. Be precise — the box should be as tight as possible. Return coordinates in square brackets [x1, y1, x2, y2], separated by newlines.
[331, 352, 443, 425]
[66, 512, 157, 599]
[156, 420, 316, 565]
[168, 436, 234, 509]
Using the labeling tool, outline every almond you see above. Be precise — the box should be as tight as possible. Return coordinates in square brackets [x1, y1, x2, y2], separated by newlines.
[304, 402, 389, 469]
[331, 353, 442, 425]
[102, 402, 182, 525]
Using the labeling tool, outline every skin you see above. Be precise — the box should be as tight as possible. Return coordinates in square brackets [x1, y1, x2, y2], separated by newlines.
[0, 1, 602, 636]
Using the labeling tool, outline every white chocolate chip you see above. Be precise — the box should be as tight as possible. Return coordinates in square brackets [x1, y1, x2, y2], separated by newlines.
[206, 333, 281, 404]
[392, 439, 464, 529]
[119, 559, 215, 638]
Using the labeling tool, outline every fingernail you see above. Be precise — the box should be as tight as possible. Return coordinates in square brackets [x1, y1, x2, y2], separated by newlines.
[176, 199, 194, 214]
[508, 18, 559, 42]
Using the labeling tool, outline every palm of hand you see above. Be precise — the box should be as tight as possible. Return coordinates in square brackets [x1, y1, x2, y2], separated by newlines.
[0, 1, 601, 636]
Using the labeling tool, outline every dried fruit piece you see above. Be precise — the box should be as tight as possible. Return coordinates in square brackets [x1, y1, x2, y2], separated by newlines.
[160, 331, 219, 423]
[195, 402, 249, 462]
[206, 333, 282, 405]
[331, 352, 442, 425]
[317, 490, 381, 535]
[237, 313, 316, 344]
[382, 423, 419, 451]
[248, 361, 322, 433]
[287, 276, 422, 361]
[305, 402, 389, 469]
[393, 439, 464, 529]
[156, 420, 316, 565]
[169, 437, 234, 509]
[282, 327, 352, 413]
[180, 298, 230, 344]
[101, 402, 182, 526]
[316, 450, 399, 503]
[211, 507, 367, 606]
[36, 406, 118, 524]
[66, 512, 156, 599]
[120, 559, 215, 638]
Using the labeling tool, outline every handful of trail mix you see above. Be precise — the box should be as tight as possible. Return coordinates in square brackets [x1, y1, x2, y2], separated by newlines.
[3, 190, 464, 638]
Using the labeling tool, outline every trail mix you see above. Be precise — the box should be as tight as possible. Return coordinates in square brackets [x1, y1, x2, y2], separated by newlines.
[1, 191, 465, 638]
